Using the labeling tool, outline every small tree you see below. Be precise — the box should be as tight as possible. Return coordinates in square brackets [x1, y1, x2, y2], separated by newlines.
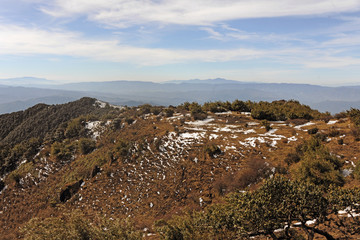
[78, 138, 96, 155]
[292, 137, 344, 188]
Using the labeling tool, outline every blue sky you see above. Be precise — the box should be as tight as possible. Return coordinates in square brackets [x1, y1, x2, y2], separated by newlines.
[0, 0, 360, 85]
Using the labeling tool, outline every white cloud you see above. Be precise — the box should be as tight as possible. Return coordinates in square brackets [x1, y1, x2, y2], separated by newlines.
[1, 21, 360, 69]
[200, 27, 223, 40]
[40, 0, 360, 27]
[322, 32, 360, 47]
[0, 23, 266, 65]
[302, 56, 360, 68]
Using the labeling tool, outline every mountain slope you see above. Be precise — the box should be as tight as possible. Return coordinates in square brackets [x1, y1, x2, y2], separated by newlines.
[0, 99, 359, 239]
[0, 97, 122, 177]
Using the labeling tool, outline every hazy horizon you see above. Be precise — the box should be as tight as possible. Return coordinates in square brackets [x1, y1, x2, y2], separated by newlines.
[1, 1, 360, 85]
[0, 76, 360, 88]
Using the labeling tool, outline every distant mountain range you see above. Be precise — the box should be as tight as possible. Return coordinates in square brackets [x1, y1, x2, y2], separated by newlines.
[0, 77, 360, 114]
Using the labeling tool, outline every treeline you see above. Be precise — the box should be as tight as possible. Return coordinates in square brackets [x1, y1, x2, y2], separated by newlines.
[178, 99, 329, 121]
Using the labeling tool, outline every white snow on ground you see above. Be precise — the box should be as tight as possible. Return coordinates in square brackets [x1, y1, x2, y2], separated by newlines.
[225, 146, 237, 151]
[215, 111, 233, 115]
[94, 100, 125, 110]
[212, 125, 252, 133]
[327, 120, 338, 125]
[94, 100, 107, 108]
[209, 134, 219, 140]
[339, 207, 360, 217]
[212, 126, 234, 132]
[241, 112, 251, 116]
[240, 137, 266, 148]
[341, 169, 353, 177]
[287, 136, 298, 142]
[294, 122, 315, 129]
[180, 132, 205, 140]
[293, 219, 317, 226]
[185, 117, 214, 126]
[85, 121, 104, 140]
[243, 129, 256, 134]
[272, 121, 286, 124]
[247, 122, 259, 126]
[167, 113, 184, 120]
[260, 129, 283, 137]
[237, 128, 286, 148]
[184, 127, 207, 132]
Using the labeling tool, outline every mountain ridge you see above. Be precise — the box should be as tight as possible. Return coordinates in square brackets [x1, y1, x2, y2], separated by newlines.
[1, 78, 360, 114]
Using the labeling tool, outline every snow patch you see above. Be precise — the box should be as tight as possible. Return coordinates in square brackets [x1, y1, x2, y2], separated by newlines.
[243, 129, 256, 134]
[185, 117, 214, 126]
[327, 120, 338, 125]
[341, 169, 353, 177]
[209, 134, 219, 140]
[215, 111, 232, 115]
[85, 121, 103, 140]
[94, 100, 107, 108]
[294, 122, 315, 129]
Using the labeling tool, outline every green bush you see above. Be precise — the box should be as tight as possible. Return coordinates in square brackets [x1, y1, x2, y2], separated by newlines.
[293, 137, 344, 187]
[307, 127, 318, 135]
[65, 117, 86, 139]
[78, 138, 96, 155]
[164, 108, 174, 117]
[348, 108, 360, 127]
[261, 120, 272, 131]
[156, 176, 360, 239]
[231, 99, 251, 112]
[251, 100, 323, 121]
[51, 141, 76, 161]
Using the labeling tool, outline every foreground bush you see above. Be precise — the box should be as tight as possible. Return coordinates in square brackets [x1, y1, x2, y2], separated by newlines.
[21, 210, 142, 240]
[156, 176, 360, 240]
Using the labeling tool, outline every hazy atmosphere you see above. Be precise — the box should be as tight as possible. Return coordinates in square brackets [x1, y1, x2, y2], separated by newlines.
[1, 0, 360, 85]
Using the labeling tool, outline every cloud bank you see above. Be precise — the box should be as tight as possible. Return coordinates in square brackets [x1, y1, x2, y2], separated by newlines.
[40, 0, 360, 27]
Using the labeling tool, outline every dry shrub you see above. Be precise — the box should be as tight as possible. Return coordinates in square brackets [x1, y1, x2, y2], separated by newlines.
[328, 129, 341, 137]
[351, 127, 360, 141]
[320, 114, 332, 123]
[285, 152, 301, 166]
[213, 157, 271, 195]
[334, 112, 347, 119]
[192, 112, 207, 120]
[307, 127, 318, 135]
[286, 118, 308, 126]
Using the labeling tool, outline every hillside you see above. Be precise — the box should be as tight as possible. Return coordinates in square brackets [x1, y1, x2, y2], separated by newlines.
[0, 97, 122, 176]
[0, 99, 360, 239]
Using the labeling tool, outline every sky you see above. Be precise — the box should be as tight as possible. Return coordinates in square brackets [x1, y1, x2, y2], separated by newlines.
[0, 0, 360, 85]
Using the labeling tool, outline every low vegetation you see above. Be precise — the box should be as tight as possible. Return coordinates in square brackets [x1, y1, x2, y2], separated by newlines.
[156, 176, 360, 240]
[21, 210, 142, 240]
[1, 99, 360, 239]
